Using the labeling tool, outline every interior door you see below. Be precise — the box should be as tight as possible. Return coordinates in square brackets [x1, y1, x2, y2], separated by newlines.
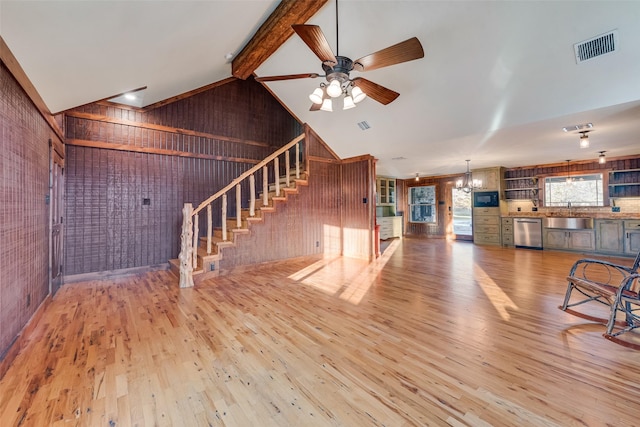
[50, 148, 64, 295]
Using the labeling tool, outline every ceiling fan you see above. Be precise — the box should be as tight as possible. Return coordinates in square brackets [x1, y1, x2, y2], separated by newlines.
[255, 1, 424, 111]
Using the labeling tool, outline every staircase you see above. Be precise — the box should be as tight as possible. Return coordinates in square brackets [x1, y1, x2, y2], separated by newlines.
[169, 170, 308, 284]
[170, 133, 307, 287]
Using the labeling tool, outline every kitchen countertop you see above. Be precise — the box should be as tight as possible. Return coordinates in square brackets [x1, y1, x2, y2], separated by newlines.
[505, 211, 640, 219]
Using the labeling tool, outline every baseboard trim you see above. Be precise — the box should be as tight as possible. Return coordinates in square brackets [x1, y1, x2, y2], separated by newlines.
[63, 263, 170, 284]
[0, 294, 52, 380]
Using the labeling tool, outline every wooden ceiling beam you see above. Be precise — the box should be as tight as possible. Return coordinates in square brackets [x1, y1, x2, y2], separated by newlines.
[232, 0, 329, 80]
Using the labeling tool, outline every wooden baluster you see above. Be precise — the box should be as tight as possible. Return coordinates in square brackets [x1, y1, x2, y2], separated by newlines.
[274, 156, 280, 196]
[263, 166, 268, 207]
[236, 183, 242, 228]
[249, 174, 255, 217]
[192, 212, 199, 270]
[179, 203, 194, 288]
[296, 141, 300, 179]
[285, 150, 290, 188]
[206, 204, 212, 255]
[222, 194, 227, 242]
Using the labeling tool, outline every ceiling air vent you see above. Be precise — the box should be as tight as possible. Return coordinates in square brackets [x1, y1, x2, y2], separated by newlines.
[574, 30, 618, 63]
[357, 121, 371, 131]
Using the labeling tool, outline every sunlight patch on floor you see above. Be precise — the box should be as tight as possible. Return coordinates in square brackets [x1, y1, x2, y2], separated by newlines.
[287, 238, 401, 304]
[474, 262, 518, 321]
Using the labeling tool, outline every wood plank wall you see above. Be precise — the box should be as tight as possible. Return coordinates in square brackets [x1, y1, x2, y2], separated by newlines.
[63, 78, 302, 276]
[0, 62, 61, 363]
[216, 128, 376, 269]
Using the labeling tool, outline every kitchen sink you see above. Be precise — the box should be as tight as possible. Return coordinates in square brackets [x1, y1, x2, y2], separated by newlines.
[543, 217, 594, 229]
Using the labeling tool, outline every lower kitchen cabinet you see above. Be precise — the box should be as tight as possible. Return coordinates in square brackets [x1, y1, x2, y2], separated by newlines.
[625, 220, 640, 254]
[544, 229, 595, 252]
[501, 217, 514, 247]
[595, 219, 624, 253]
[473, 207, 501, 246]
[378, 216, 403, 240]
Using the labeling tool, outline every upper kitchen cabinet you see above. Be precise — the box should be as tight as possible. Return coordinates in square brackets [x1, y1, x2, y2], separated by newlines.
[608, 168, 640, 198]
[376, 177, 396, 206]
[472, 167, 505, 191]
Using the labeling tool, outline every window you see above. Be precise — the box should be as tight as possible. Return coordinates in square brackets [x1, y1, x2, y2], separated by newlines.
[409, 185, 436, 223]
[544, 173, 604, 207]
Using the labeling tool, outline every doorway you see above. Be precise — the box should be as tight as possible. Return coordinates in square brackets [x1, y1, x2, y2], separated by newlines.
[451, 187, 472, 239]
[50, 146, 64, 295]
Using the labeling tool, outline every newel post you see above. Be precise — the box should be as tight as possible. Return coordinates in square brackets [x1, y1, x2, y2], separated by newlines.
[179, 203, 195, 288]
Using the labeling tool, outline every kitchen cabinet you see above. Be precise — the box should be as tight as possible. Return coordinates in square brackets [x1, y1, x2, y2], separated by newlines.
[595, 219, 624, 254]
[503, 176, 539, 202]
[501, 217, 514, 247]
[376, 177, 396, 206]
[624, 220, 640, 255]
[473, 207, 501, 245]
[544, 229, 595, 252]
[472, 167, 504, 191]
[378, 216, 402, 240]
[609, 169, 640, 198]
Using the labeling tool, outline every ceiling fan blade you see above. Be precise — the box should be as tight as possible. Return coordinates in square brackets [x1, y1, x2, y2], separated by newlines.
[292, 24, 337, 65]
[351, 78, 399, 105]
[353, 37, 424, 72]
[255, 73, 320, 82]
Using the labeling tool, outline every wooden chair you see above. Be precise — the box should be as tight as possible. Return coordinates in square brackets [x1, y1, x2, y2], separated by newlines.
[559, 250, 640, 325]
[604, 273, 640, 349]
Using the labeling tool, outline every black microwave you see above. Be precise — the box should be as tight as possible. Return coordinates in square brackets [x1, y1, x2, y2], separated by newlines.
[473, 191, 500, 208]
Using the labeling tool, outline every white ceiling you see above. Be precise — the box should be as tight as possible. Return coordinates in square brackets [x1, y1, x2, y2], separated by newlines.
[2, 0, 640, 179]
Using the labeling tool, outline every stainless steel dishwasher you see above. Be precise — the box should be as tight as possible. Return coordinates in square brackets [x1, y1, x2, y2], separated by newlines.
[514, 218, 543, 249]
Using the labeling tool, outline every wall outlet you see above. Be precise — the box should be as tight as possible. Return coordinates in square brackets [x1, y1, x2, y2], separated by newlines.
[612, 206, 621, 212]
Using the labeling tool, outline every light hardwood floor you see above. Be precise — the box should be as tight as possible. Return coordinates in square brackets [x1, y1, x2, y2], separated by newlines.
[1, 238, 640, 426]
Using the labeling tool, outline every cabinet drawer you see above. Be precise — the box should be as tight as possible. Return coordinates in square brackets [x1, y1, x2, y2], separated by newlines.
[501, 217, 513, 225]
[474, 207, 500, 216]
[475, 224, 500, 234]
[474, 216, 499, 226]
[624, 220, 640, 229]
[502, 225, 513, 234]
[502, 235, 514, 245]
[475, 233, 501, 244]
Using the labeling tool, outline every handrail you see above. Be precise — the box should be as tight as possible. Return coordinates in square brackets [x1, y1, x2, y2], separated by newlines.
[192, 133, 305, 216]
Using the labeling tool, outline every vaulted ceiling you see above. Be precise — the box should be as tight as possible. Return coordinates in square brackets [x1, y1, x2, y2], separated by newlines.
[2, 0, 640, 179]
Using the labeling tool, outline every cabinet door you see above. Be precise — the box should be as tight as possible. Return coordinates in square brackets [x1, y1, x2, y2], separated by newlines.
[595, 220, 624, 253]
[388, 180, 396, 204]
[544, 229, 567, 249]
[626, 231, 640, 254]
[569, 230, 595, 251]
[380, 179, 388, 204]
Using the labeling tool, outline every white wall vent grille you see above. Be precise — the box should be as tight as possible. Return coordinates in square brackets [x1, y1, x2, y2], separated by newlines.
[574, 30, 618, 63]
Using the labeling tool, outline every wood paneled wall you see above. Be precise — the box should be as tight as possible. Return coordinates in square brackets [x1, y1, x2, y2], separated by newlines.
[217, 130, 376, 268]
[0, 62, 60, 365]
[63, 78, 302, 276]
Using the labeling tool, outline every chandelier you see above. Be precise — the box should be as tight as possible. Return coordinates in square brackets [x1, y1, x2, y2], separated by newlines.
[456, 160, 482, 193]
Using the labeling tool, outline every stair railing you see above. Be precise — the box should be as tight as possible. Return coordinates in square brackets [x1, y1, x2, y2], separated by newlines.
[178, 133, 306, 287]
